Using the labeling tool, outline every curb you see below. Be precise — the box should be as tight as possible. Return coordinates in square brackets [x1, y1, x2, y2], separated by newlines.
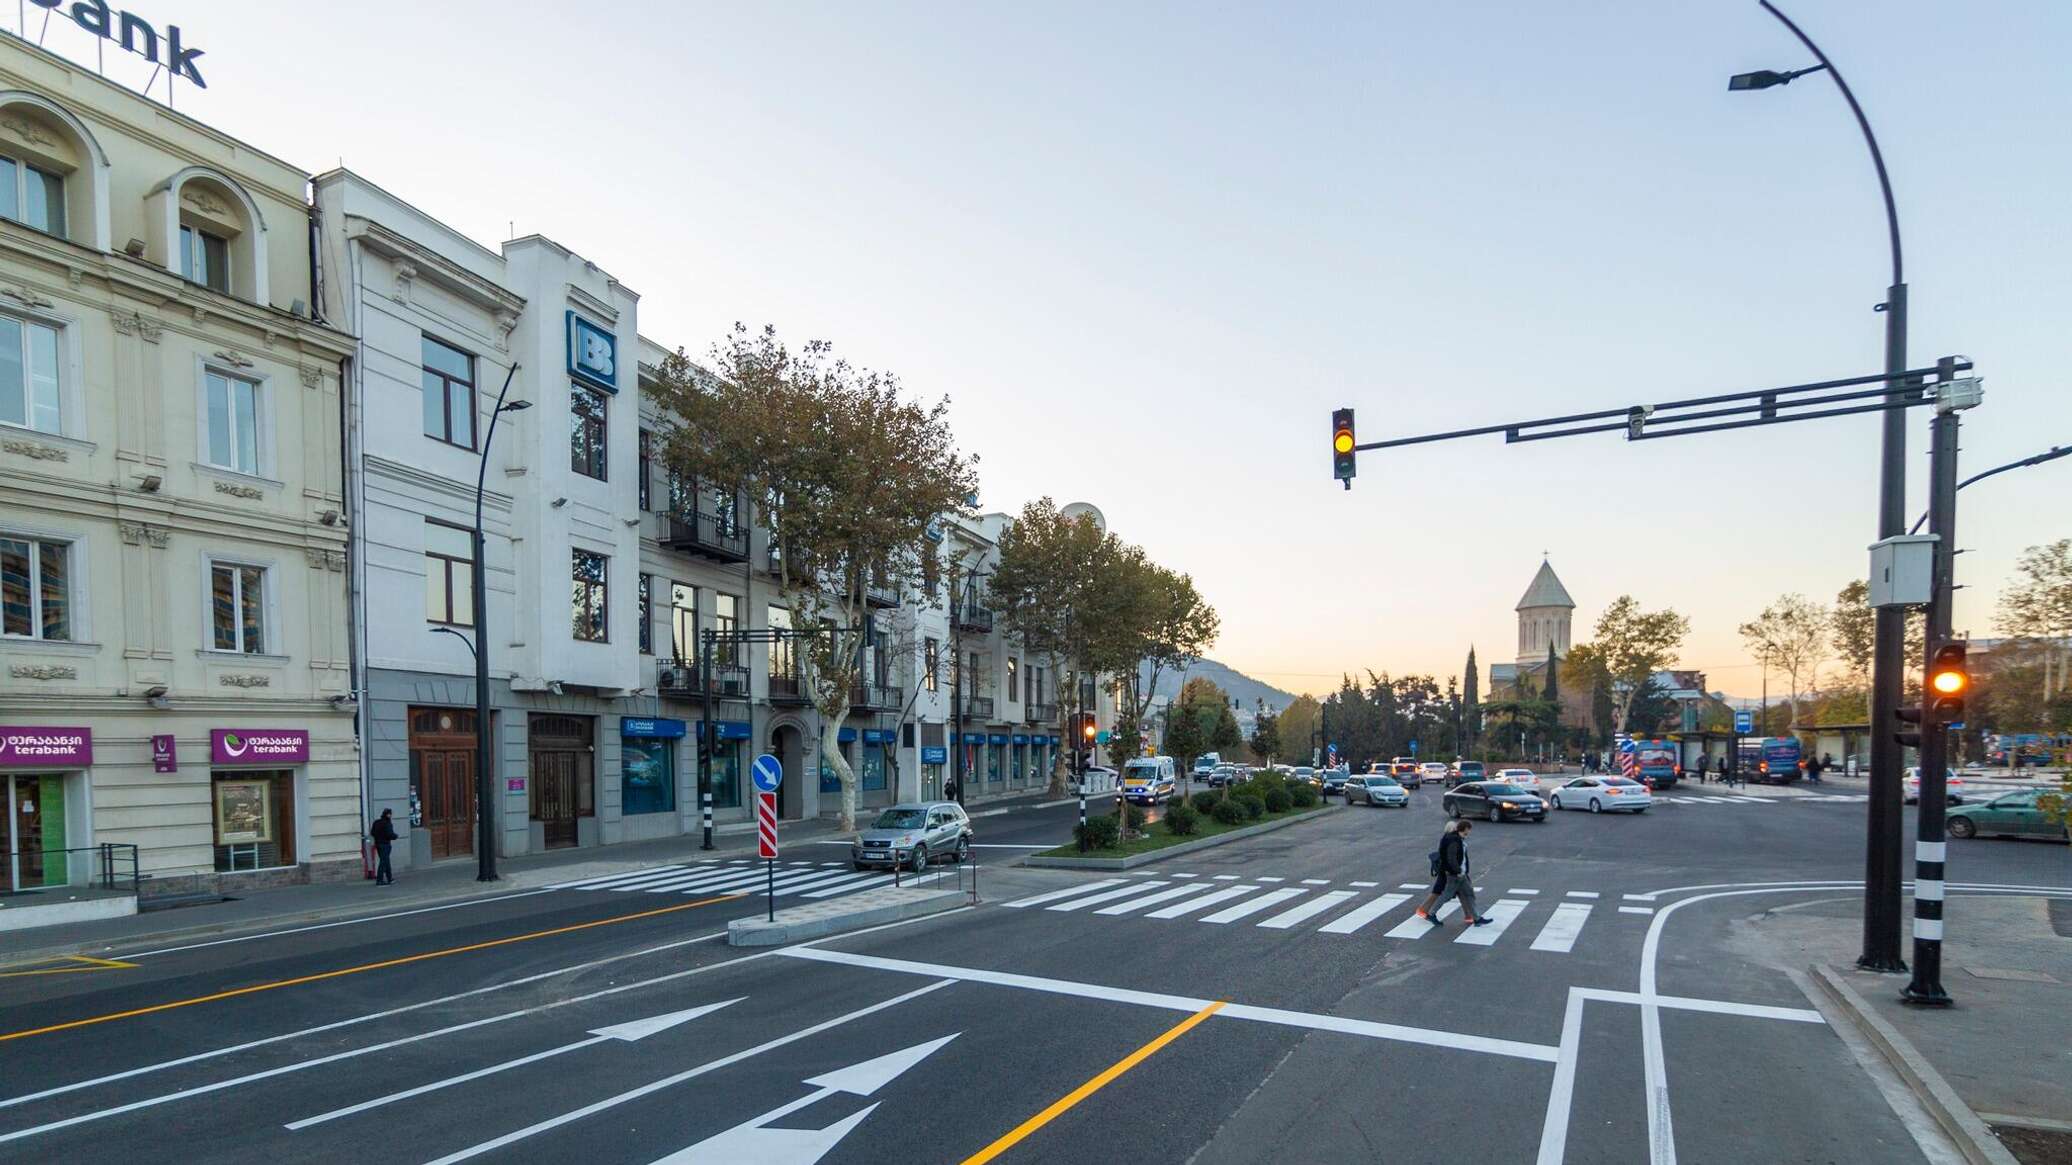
[1024, 805, 1343, 871]
[726, 887, 966, 947]
[1809, 964, 2019, 1165]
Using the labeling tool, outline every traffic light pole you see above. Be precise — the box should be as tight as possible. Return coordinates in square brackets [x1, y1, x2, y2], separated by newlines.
[1903, 365, 1963, 1005]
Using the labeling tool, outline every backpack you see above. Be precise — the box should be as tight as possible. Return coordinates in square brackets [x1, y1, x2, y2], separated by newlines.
[1428, 849, 1442, 877]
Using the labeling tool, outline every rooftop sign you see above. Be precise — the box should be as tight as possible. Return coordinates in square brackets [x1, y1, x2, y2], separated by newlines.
[31, 0, 207, 88]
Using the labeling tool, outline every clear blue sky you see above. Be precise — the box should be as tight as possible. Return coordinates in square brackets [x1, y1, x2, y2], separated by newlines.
[37, 1, 2071, 696]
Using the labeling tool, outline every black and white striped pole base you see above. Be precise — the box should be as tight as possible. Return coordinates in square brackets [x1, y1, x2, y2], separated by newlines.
[700, 791, 715, 851]
[1901, 838, 1950, 1005]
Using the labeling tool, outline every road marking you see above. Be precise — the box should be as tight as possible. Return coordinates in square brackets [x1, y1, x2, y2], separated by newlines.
[1299, 878, 1332, 886]
[1577, 987, 1823, 1023]
[1530, 903, 1592, 953]
[1509, 888, 1541, 895]
[1212, 874, 1240, 881]
[1048, 882, 1170, 913]
[283, 999, 742, 1129]
[1319, 893, 1410, 935]
[656, 1034, 959, 1162]
[1619, 906, 1655, 915]
[1003, 879, 1127, 909]
[113, 886, 565, 961]
[1256, 876, 1285, 883]
[423, 980, 956, 1165]
[555, 865, 690, 890]
[801, 873, 891, 898]
[1565, 891, 1599, 899]
[1536, 988, 1587, 1165]
[782, 947, 1559, 1062]
[1385, 901, 1456, 938]
[1457, 899, 1528, 946]
[1398, 882, 1427, 890]
[1350, 880, 1379, 888]
[1200, 887, 1304, 924]
[0, 955, 138, 978]
[1258, 890, 1356, 929]
[1172, 872, 1198, 878]
[1095, 883, 1210, 916]
[958, 1001, 1225, 1165]
[0, 893, 743, 1044]
[1146, 884, 1259, 918]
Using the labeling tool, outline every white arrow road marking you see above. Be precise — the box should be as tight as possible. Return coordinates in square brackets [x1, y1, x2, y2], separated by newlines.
[423, 980, 954, 1165]
[285, 999, 742, 1130]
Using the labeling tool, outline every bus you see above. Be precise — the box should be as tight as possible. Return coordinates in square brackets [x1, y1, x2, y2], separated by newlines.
[1736, 736, 1803, 784]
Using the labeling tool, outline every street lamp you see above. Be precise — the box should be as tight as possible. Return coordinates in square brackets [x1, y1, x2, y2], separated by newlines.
[1733, 0, 1913, 974]
[470, 368, 527, 882]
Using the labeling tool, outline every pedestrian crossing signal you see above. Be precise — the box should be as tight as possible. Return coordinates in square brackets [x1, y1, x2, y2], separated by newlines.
[1332, 408, 1356, 488]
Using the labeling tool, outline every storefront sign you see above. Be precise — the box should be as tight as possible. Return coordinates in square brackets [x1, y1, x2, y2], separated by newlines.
[921, 746, 948, 765]
[836, 727, 858, 744]
[862, 729, 893, 745]
[213, 779, 273, 844]
[621, 717, 686, 738]
[566, 312, 618, 392]
[151, 734, 178, 773]
[713, 721, 752, 741]
[1012, 734, 1029, 745]
[0, 726, 92, 768]
[31, 0, 208, 87]
[507, 777, 526, 792]
[988, 734, 1009, 745]
[210, 728, 309, 764]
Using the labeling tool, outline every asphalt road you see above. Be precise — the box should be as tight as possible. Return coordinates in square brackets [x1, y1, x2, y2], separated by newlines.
[4, 783, 2066, 1164]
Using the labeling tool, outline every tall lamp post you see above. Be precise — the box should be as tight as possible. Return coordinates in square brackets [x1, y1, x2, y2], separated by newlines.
[470, 367, 527, 882]
[1733, 0, 1913, 972]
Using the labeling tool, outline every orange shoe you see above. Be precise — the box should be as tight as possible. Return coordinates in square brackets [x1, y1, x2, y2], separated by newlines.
[1414, 908, 1429, 918]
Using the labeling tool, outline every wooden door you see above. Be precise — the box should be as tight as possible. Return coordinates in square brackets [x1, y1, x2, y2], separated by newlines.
[409, 709, 477, 860]
[9, 778, 42, 889]
[528, 715, 593, 849]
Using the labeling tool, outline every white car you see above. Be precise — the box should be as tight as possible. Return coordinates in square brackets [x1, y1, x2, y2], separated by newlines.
[1497, 767, 1542, 795]
[1418, 762, 1451, 787]
[1903, 767, 1966, 805]
[1549, 775, 1653, 814]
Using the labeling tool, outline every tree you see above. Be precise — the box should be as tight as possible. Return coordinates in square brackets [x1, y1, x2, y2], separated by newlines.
[1542, 643, 1559, 709]
[1463, 647, 1481, 752]
[1212, 702, 1244, 756]
[1831, 581, 1875, 689]
[1592, 596, 1692, 732]
[1277, 694, 1322, 766]
[1739, 593, 1830, 730]
[1250, 706, 1281, 763]
[1997, 540, 2072, 700]
[649, 325, 976, 830]
[1107, 561, 1220, 737]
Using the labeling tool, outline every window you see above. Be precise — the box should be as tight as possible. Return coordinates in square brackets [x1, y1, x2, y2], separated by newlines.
[1033, 665, 1046, 706]
[969, 652, 981, 695]
[1007, 657, 1019, 702]
[571, 549, 608, 642]
[179, 224, 230, 294]
[210, 561, 266, 653]
[768, 605, 795, 682]
[621, 737, 674, 815]
[637, 573, 653, 655]
[714, 594, 738, 664]
[205, 370, 261, 475]
[0, 155, 65, 236]
[671, 584, 698, 661]
[1, 536, 68, 640]
[570, 383, 607, 479]
[637, 428, 652, 510]
[421, 336, 476, 448]
[924, 637, 939, 692]
[0, 315, 60, 434]
[424, 522, 473, 626]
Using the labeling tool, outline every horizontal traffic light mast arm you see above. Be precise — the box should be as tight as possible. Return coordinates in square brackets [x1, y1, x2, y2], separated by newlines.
[1351, 359, 1971, 452]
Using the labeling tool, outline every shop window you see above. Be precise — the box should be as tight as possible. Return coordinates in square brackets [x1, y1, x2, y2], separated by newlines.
[0, 153, 65, 236]
[0, 535, 69, 641]
[424, 522, 473, 626]
[421, 335, 476, 449]
[622, 737, 674, 815]
[211, 770, 296, 871]
[0, 314, 62, 434]
[571, 549, 608, 642]
[570, 382, 607, 479]
[862, 746, 887, 792]
[710, 740, 742, 809]
[204, 369, 262, 475]
[209, 560, 267, 654]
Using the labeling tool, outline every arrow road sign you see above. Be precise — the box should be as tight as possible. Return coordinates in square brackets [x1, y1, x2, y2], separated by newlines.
[753, 753, 783, 793]
[650, 1033, 960, 1164]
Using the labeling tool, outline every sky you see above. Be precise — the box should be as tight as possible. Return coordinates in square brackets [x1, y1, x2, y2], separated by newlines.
[26, 1, 2070, 698]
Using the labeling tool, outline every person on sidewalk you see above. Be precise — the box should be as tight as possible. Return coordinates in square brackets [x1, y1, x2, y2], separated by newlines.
[1806, 754, 1824, 785]
[369, 808, 398, 885]
[1416, 819, 1492, 927]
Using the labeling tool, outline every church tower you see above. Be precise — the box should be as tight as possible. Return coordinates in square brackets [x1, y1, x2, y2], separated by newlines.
[1514, 558, 1576, 668]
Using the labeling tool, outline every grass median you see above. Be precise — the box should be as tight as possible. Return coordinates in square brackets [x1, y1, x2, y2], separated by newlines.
[1037, 804, 1325, 860]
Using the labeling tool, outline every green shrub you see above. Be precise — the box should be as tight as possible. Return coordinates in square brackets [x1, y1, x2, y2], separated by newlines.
[1190, 790, 1221, 815]
[1263, 787, 1293, 814]
[1122, 804, 1148, 832]
[1288, 784, 1319, 809]
[1236, 793, 1266, 820]
[1162, 801, 1200, 836]
[1210, 797, 1247, 826]
[1074, 814, 1120, 851]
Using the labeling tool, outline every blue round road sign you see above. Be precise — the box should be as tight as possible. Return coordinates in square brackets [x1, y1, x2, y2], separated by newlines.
[752, 753, 783, 793]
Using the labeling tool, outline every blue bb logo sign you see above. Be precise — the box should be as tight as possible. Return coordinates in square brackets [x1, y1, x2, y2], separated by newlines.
[567, 312, 617, 392]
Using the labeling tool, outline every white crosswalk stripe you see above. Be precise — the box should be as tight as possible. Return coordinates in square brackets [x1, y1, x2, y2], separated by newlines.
[1004, 879, 1127, 908]
[1456, 898, 1528, 945]
[1385, 900, 1458, 938]
[1530, 902, 1592, 952]
[1201, 887, 1305, 924]
[1258, 890, 1357, 929]
[545, 859, 899, 905]
[1049, 881, 1172, 913]
[1095, 883, 1210, 916]
[1318, 893, 1409, 935]
[1148, 884, 1260, 918]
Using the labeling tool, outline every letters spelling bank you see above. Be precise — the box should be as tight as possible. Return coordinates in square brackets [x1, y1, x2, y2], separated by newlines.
[31, 1, 207, 87]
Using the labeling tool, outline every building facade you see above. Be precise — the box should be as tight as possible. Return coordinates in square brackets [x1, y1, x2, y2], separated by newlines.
[0, 38, 357, 894]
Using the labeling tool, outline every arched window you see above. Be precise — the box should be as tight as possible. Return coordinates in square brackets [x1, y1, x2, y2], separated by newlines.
[148, 167, 269, 305]
[0, 93, 111, 249]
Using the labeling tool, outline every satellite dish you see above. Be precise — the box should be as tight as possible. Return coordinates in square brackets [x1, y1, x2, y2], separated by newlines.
[1060, 501, 1106, 533]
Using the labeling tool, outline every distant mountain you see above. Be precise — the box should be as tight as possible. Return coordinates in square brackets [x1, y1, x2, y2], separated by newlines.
[1139, 659, 1299, 717]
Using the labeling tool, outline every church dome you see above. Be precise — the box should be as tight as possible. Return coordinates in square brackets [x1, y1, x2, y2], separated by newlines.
[1515, 559, 1576, 611]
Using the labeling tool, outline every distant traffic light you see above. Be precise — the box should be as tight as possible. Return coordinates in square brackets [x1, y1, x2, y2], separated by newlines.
[1926, 642, 1968, 722]
[1332, 407, 1356, 488]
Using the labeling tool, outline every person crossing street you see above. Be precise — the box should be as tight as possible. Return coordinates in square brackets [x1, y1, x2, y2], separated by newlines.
[1415, 819, 1491, 927]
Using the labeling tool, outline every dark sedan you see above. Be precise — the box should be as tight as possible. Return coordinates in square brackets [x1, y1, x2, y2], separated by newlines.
[1443, 781, 1547, 823]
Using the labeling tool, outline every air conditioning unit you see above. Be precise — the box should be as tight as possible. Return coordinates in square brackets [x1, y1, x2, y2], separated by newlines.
[718, 674, 747, 697]
[656, 666, 685, 690]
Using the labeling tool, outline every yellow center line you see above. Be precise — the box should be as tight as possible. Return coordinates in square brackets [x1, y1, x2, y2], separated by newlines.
[0, 893, 742, 1043]
[0, 955, 140, 979]
[960, 1000, 1226, 1165]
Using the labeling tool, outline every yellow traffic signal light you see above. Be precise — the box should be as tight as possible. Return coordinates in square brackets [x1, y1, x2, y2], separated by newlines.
[1331, 407, 1356, 487]
[1927, 642, 1968, 722]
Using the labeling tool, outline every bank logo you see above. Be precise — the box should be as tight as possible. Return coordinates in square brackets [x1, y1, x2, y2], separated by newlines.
[220, 731, 249, 758]
[567, 313, 617, 392]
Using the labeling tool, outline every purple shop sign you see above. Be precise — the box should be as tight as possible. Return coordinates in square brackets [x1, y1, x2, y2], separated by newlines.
[0, 726, 93, 768]
[210, 728, 310, 765]
[151, 734, 179, 773]
[506, 777, 526, 792]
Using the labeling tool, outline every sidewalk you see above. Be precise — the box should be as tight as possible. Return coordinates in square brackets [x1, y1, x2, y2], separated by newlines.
[1753, 892, 2072, 1164]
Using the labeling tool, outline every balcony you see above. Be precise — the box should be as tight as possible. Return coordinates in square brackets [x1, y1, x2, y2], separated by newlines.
[1026, 702, 1057, 726]
[952, 598, 994, 633]
[962, 694, 995, 720]
[864, 580, 900, 608]
[655, 658, 749, 700]
[661, 507, 748, 563]
[768, 671, 811, 705]
[852, 682, 903, 712]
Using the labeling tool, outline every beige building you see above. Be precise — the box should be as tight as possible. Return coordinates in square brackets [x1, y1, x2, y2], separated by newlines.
[0, 38, 357, 901]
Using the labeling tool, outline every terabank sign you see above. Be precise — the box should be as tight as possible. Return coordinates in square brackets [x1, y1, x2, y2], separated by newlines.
[0, 726, 93, 768]
[31, 1, 208, 88]
[210, 729, 309, 765]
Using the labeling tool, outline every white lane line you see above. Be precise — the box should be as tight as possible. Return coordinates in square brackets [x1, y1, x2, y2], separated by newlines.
[1577, 987, 1824, 1023]
[1385, 901, 1458, 938]
[800, 874, 890, 899]
[1530, 903, 1592, 953]
[1003, 879, 1127, 908]
[422, 979, 955, 1165]
[1510, 888, 1541, 895]
[1619, 906, 1656, 915]
[1213, 874, 1241, 881]
[1048, 881, 1171, 912]
[1094, 883, 1211, 916]
[1456, 899, 1529, 946]
[1565, 891, 1599, 899]
[1319, 893, 1410, 935]
[1622, 894, 1651, 901]
[1258, 890, 1357, 930]
[553, 865, 690, 890]
[1350, 881, 1379, 888]
[1147, 884, 1259, 919]
[778, 947, 1559, 1062]
[1256, 876, 1286, 883]
[1536, 988, 1587, 1165]
[120, 887, 567, 961]
[1300, 879, 1332, 886]
[1200, 888, 1304, 924]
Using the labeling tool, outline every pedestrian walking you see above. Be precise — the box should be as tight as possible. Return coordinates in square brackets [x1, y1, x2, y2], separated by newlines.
[1806, 754, 1824, 785]
[369, 808, 397, 885]
[1415, 819, 1491, 927]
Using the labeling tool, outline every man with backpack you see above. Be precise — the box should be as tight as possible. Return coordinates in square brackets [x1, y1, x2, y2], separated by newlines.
[1414, 819, 1492, 927]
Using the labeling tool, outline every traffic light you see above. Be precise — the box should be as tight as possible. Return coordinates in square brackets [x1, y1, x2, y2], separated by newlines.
[1926, 642, 1968, 723]
[1894, 706, 1922, 750]
[1332, 408, 1356, 488]
[1080, 713, 1098, 745]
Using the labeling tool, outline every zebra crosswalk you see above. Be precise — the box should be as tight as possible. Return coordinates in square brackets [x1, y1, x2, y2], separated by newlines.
[548, 858, 903, 903]
[1659, 792, 1869, 805]
[1003, 876, 1623, 954]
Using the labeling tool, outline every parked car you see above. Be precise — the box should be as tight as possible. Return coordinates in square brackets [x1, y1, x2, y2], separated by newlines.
[1419, 762, 1452, 787]
[1946, 790, 2068, 842]
[1549, 776, 1652, 814]
[1390, 760, 1423, 788]
[1443, 781, 1547, 822]
[1902, 767, 1966, 805]
[1348, 775, 1409, 807]
[1121, 756, 1179, 805]
[852, 801, 973, 871]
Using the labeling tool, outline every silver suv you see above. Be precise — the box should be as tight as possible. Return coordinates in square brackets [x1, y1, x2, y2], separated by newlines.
[851, 801, 973, 872]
